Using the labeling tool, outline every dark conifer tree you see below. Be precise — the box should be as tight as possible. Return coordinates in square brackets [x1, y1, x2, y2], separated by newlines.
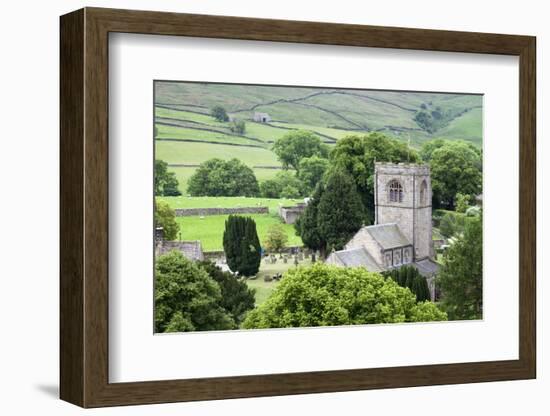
[222, 215, 261, 277]
[317, 170, 364, 253]
[239, 217, 261, 277]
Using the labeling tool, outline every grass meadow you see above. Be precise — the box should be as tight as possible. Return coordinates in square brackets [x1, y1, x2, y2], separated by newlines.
[175, 213, 302, 251]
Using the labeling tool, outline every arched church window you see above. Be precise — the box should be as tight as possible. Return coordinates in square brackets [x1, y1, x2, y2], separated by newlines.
[388, 180, 403, 203]
[420, 180, 428, 205]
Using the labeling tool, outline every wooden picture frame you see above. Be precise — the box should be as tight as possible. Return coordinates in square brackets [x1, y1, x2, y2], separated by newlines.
[60, 7, 536, 408]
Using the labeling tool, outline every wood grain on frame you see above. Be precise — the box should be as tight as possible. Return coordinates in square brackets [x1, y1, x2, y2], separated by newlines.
[60, 7, 536, 408]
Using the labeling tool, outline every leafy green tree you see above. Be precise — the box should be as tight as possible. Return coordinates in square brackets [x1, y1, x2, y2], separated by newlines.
[294, 182, 327, 257]
[259, 179, 282, 198]
[154, 199, 180, 240]
[439, 211, 466, 238]
[155, 251, 234, 332]
[211, 105, 229, 122]
[280, 185, 301, 199]
[455, 193, 471, 213]
[259, 171, 304, 199]
[430, 142, 482, 209]
[197, 261, 256, 326]
[242, 264, 446, 328]
[223, 216, 261, 276]
[329, 133, 419, 224]
[187, 158, 259, 197]
[420, 138, 446, 162]
[229, 119, 246, 134]
[162, 172, 181, 196]
[437, 214, 483, 320]
[298, 155, 330, 194]
[155, 159, 181, 196]
[263, 224, 288, 253]
[317, 170, 364, 252]
[272, 130, 329, 173]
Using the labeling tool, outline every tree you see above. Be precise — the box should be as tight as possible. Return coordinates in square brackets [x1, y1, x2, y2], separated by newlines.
[294, 182, 326, 257]
[317, 170, 364, 252]
[223, 216, 262, 276]
[211, 105, 229, 122]
[155, 159, 181, 196]
[298, 155, 330, 194]
[154, 199, 180, 240]
[385, 265, 431, 302]
[430, 141, 482, 209]
[242, 263, 446, 329]
[272, 130, 329, 173]
[437, 214, 482, 320]
[229, 119, 246, 134]
[263, 224, 288, 253]
[329, 133, 419, 224]
[259, 171, 305, 199]
[155, 251, 234, 332]
[438, 211, 467, 239]
[187, 158, 260, 197]
[197, 261, 256, 326]
[419, 138, 446, 162]
[259, 179, 282, 198]
[162, 172, 181, 196]
[455, 193, 471, 213]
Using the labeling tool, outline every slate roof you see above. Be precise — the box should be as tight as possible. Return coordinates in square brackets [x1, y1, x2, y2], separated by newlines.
[413, 258, 440, 277]
[364, 223, 411, 250]
[333, 247, 383, 272]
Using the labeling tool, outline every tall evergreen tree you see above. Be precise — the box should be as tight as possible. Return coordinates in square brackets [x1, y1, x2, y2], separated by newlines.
[223, 215, 245, 273]
[239, 217, 262, 276]
[294, 182, 327, 257]
[317, 170, 364, 252]
[222, 215, 261, 277]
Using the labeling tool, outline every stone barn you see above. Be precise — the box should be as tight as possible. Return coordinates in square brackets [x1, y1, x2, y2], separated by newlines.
[253, 112, 271, 123]
[278, 202, 307, 224]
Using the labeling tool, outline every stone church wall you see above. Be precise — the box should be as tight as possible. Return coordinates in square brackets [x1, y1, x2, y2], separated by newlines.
[374, 162, 433, 261]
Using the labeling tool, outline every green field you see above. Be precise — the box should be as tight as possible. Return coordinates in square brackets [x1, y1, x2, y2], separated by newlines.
[163, 196, 304, 251]
[154, 83, 483, 195]
[438, 107, 483, 144]
[175, 213, 302, 251]
[155, 140, 281, 166]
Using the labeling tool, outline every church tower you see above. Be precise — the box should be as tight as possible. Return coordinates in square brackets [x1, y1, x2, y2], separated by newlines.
[374, 162, 433, 260]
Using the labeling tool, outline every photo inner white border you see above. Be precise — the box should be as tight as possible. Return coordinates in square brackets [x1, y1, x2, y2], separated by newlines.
[109, 33, 519, 383]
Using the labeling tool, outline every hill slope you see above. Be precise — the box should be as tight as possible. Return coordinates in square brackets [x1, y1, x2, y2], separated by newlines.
[154, 81, 483, 194]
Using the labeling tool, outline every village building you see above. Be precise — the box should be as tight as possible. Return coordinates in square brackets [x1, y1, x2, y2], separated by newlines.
[326, 162, 439, 299]
[155, 227, 204, 261]
[278, 202, 307, 224]
[253, 112, 271, 123]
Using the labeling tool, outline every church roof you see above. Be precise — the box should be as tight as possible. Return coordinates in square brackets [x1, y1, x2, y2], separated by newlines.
[333, 247, 383, 272]
[413, 258, 440, 277]
[364, 223, 411, 250]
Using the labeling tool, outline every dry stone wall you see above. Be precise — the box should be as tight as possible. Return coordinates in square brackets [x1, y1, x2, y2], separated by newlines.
[174, 206, 269, 217]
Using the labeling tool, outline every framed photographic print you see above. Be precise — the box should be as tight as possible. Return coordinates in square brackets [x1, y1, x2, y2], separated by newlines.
[60, 7, 536, 408]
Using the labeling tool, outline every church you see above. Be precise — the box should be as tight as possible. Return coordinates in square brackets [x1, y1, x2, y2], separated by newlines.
[326, 162, 439, 298]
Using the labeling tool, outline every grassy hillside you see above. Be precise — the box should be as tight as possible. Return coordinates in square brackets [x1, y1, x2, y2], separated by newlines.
[154, 82, 483, 194]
